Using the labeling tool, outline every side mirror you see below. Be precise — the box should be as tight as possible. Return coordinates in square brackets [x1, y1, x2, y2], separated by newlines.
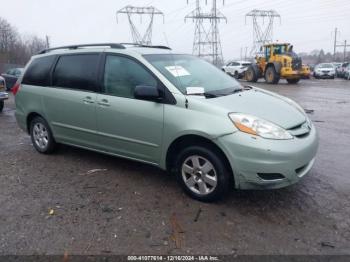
[134, 85, 161, 102]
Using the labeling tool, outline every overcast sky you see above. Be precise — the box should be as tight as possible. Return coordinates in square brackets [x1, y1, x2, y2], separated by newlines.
[1, 0, 349, 60]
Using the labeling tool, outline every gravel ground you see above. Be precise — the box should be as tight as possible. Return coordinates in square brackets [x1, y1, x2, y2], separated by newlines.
[0, 78, 349, 255]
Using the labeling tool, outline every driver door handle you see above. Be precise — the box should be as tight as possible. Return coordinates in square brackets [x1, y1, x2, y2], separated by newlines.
[98, 98, 110, 107]
[83, 96, 94, 104]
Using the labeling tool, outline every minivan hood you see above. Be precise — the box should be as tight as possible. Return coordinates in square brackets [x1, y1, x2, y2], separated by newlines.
[191, 88, 306, 129]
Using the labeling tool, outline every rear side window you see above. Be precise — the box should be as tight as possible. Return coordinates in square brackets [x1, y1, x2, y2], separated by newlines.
[22, 55, 56, 86]
[53, 54, 99, 92]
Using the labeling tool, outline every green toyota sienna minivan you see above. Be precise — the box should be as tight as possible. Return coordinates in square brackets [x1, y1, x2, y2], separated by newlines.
[14, 43, 318, 201]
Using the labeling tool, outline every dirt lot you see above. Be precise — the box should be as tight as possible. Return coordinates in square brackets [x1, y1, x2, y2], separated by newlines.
[0, 78, 350, 256]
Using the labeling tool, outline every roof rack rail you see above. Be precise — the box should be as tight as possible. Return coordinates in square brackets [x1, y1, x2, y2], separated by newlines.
[119, 43, 172, 50]
[38, 42, 171, 55]
[38, 43, 126, 54]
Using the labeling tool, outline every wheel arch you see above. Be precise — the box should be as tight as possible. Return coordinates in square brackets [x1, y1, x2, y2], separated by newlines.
[165, 134, 234, 181]
[26, 112, 44, 134]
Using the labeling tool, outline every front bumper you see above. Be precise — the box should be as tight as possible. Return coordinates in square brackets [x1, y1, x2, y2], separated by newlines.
[314, 72, 335, 78]
[280, 68, 302, 79]
[0, 92, 9, 101]
[216, 125, 319, 190]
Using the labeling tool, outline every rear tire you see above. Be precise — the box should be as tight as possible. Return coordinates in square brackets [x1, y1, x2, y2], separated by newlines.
[175, 145, 231, 202]
[265, 66, 280, 84]
[0, 101, 3, 113]
[30, 116, 56, 154]
[234, 71, 239, 79]
[286, 78, 300, 84]
[245, 65, 258, 82]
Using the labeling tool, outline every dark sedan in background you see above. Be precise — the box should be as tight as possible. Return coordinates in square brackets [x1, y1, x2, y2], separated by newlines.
[1, 68, 23, 91]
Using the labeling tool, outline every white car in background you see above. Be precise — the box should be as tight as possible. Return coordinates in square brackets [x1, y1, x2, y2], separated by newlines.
[222, 61, 251, 79]
[313, 63, 335, 79]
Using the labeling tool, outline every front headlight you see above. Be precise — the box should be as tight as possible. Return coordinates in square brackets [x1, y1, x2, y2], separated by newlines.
[229, 113, 293, 140]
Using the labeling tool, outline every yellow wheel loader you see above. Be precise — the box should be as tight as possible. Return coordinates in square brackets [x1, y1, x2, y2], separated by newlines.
[245, 43, 310, 84]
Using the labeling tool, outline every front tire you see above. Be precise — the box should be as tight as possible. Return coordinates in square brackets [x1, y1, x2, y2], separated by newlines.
[265, 66, 280, 84]
[0, 101, 3, 113]
[246, 65, 258, 82]
[30, 116, 56, 154]
[175, 145, 231, 202]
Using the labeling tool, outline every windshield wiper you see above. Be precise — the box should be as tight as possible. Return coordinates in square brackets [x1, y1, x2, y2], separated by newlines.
[187, 88, 243, 98]
[203, 92, 218, 98]
[187, 92, 218, 98]
[209, 88, 243, 97]
[229, 88, 244, 94]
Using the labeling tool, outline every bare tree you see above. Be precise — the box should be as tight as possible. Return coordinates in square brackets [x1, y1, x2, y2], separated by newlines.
[0, 17, 47, 66]
[24, 35, 46, 55]
[0, 17, 19, 62]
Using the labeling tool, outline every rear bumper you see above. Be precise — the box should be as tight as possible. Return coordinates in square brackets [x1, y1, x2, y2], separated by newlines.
[216, 125, 319, 190]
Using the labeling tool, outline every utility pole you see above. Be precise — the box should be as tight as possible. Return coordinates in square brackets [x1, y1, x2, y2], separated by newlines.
[333, 27, 338, 59]
[185, 0, 227, 66]
[245, 9, 281, 57]
[45, 35, 50, 49]
[117, 5, 164, 45]
[344, 40, 347, 61]
[335, 39, 348, 62]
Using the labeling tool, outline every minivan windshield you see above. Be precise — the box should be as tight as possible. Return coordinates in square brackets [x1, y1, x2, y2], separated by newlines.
[144, 54, 242, 97]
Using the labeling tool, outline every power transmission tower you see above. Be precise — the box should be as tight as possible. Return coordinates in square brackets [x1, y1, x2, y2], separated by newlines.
[245, 9, 281, 57]
[185, 0, 227, 66]
[117, 5, 164, 45]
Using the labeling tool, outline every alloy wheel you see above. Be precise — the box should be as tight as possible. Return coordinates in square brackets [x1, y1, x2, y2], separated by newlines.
[33, 123, 49, 150]
[181, 155, 218, 195]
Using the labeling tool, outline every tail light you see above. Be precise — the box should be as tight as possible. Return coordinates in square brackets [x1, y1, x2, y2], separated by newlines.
[12, 82, 21, 95]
